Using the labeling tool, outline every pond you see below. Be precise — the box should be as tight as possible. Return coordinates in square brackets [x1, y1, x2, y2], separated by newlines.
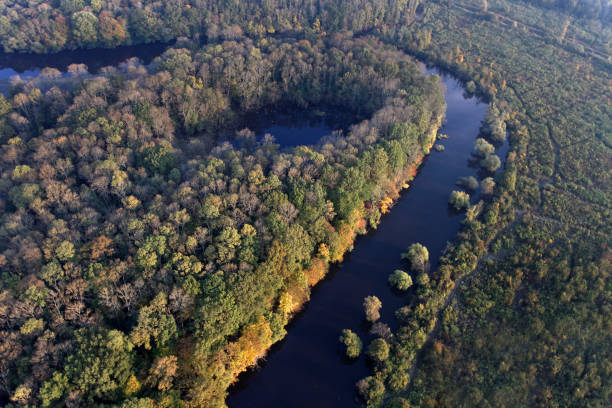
[226, 67, 507, 407]
[244, 106, 357, 148]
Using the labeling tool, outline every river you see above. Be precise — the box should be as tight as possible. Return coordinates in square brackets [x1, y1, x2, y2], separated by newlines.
[227, 68, 507, 407]
[0, 42, 171, 93]
[0, 44, 507, 407]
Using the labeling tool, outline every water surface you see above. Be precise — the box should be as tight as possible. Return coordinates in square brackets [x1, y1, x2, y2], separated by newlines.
[0, 42, 170, 93]
[248, 107, 356, 148]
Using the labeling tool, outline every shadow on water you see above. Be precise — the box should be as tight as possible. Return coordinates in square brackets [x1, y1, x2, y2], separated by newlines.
[227, 67, 508, 408]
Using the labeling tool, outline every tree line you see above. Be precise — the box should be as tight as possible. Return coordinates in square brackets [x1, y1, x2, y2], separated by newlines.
[0, 0, 422, 53]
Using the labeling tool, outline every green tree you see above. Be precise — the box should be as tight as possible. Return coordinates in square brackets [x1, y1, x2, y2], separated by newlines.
[140, 142, 177, 175]
[481, 177, 496, 194]
[367, 338, 389, 362]
[402, 243, 429, 273]
[457, 176, 479, 191]
[9, 183, 41, 208]
[60, 0, 85, 13]
[130, 292, 177, 351]
[339, 329, 362, 358]
[474, 137, 495, 157]
[480, 154, 501, 172]
[449, 190, 470, 211]
[72, 11, 99, 47]
[39, 328, 135, 406]
[388, 270, 413, 291]
[481, 103, 506, 142]
[356, 376, 385, 406]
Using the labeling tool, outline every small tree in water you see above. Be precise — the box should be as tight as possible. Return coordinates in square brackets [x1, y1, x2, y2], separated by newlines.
[457, 176, 479, 191]
[363, 296, 382, 322]
[402, 243, 429, 273]
[449, 190, 470, 211]
[473, 137, 495, 157]
[339, 329, 362, 358]
[388, 270, 413, 291]
[480, 154, 501, 172]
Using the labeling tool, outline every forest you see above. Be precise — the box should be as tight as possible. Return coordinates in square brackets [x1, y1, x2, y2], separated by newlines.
[0, 0, 421, 53]
[0, 0, 610, 407]
[0, 27, 445, 406]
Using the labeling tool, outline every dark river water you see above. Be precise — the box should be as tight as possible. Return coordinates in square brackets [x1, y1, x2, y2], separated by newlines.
[227, 68, 507, 407]
[0, 44, 507, 407]
[0, 42, 171, 93]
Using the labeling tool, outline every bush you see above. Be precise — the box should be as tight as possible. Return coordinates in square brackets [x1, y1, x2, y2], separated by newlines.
[481, 177, 496, 194]
[402, 243, 429, 273]
[457, 176, 479, 191]
[474, 137, 495, 157]
[363, 296, 382, 322]
[356, 376, 385, 406]
[388, 270, 413, 291]
[449, 190, 470, 211]
[367, 338, 390, 362]
[339, 329, 362, 358]
[480, 154, 502, 172]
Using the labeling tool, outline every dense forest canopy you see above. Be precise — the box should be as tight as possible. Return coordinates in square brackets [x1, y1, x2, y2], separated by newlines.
[0, 0, 610, 407]
[0, 0, 610, 54]
[0, 31, 445, 407]
[0, 0, 422, 53]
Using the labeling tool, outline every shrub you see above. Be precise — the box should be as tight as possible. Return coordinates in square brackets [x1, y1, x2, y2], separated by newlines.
[367, 338, 390, 362]
[339, 329, 362, 358]
[449, 190, 470, 211]
[363, 296, 382, 322]
[457, 176, 479, 191]
[480, 154, 501, 171]
[388, 270, 413, 291]
[401, 243, 429, 273]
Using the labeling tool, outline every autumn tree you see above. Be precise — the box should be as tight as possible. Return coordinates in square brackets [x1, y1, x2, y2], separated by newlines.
[363, 296, 382, 322]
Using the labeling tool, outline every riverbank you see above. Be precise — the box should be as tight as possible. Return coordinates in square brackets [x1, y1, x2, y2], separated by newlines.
[228, 68, 500, 408]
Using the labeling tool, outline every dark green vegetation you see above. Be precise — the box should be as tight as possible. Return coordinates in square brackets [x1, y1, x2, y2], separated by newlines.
[352, 0, 612, 407]
[0, 24, 445, 407]
[0, 0, 610, 407]
[448, 190, 471, 211]
[388, 270, 413, 291]
[340, 329, 363, 358]
[456, 176, 478, 191]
